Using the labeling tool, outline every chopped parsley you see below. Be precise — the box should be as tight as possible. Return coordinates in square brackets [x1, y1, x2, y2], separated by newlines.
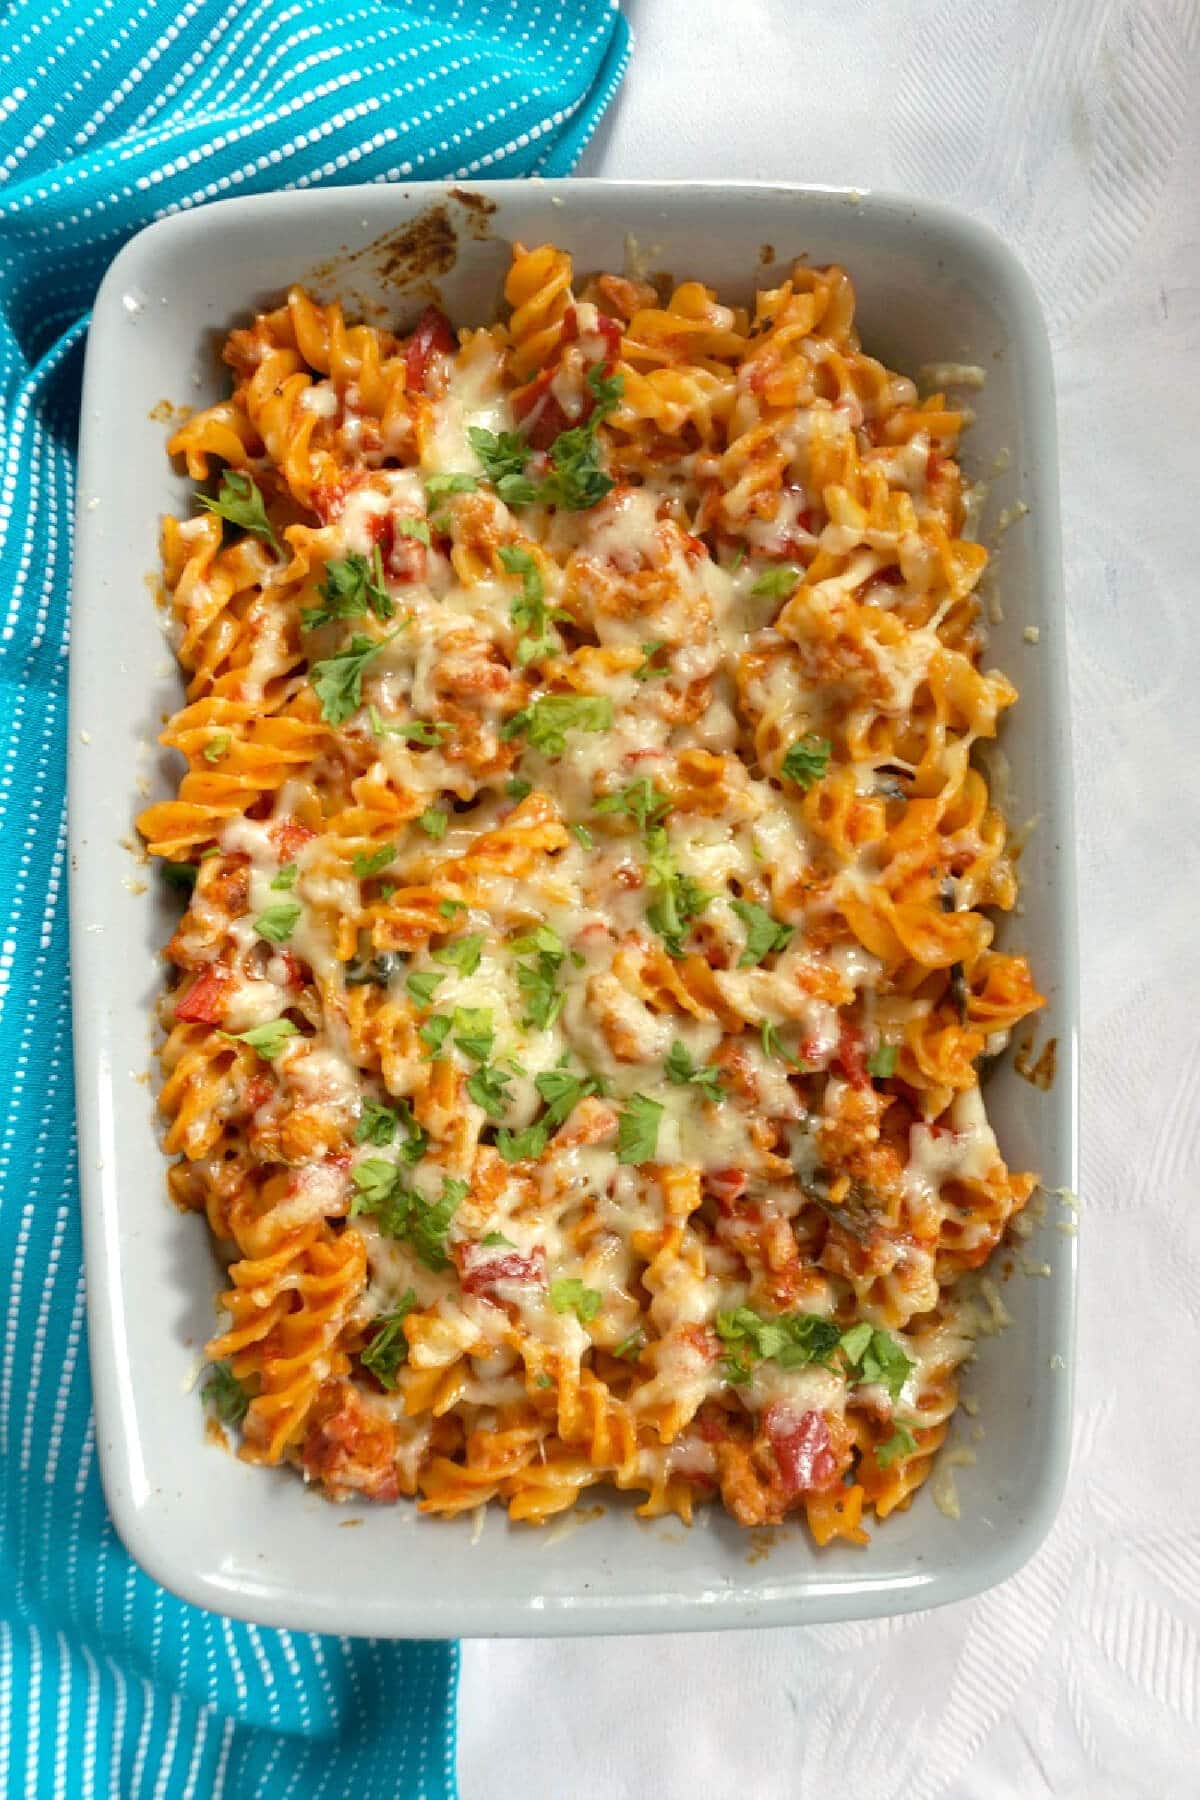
[468, 426, 532, 488]
[867, 1043, 899, 1079]
[438, 897, 466, 919]
[394, 516, 430, 546]
[201, 1360, 251, 1425]
[644, 826, 711, 958]
[360, 1289, 419, 1390]
[512, 923, 567, 1030]
[352, 843, 396, 879]
[310, 632, 394, 726]
[418, 807, 449, 840]
[160, 861, 198, 891]
[839, 1324, 914, 1401]
[405, 969, 446, 1006]
[452, 1007, 494, 1062]
[495, 1067, 599, 1163]
[616, 1094, 663, 1165]
[302, 547, 392, 629]
[355, 1099, 400, 1147]
[613, 1328, 645, 1361]
[780, 734, 831, 791]
[760, 1020, 810, 1067]
[198, 470, 278, 549]
[570, 822, 594, 849]
[253, 902, 301, 944]
[499, 543, 568, 666]
[714, 1306, 841, 1385]
[270, 863, 298, 891]
[465, 1064, 512, 1121]
[202, 731, 230, 764]
[549, 1277, 603, 1324]
[418, 1013, 452, 1055]
[633, 640, 668, 681]
[505, 776, 533, 803]
[750, 563, 800, 600]
[501, 694, 613, 756]
[432, 932, 485, 977]
[664, 1039, 725, 1103]
[481, 1230, 514, 1248]
[350, 1167, 465, 1270]
[874, 1421, 918, 1469]
[594, 777, 672, 833]
[730, 899, 794, 967]
[425, 472, 478, 497]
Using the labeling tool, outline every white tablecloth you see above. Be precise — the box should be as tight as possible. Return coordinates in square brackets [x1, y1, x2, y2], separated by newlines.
[459, 4, 1200, 1792]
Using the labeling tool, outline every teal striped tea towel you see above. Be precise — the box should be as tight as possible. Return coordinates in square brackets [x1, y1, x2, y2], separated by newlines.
[0, 2, 631, 1796]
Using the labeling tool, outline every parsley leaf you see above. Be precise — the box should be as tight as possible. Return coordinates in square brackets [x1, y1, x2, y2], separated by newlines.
[501, 694, 613, 756]
[351, 1168, 464, 1270]
[874, 1421, 918, 1469]
[418, 807, 448, 839]
[203, 731, 231, 764]
[482, 1230, 514, 1248]
[466, 1064, 512, 1121]
[425, 472, 478, 497]
[303, 548, 392, 630]
[198, 470, 278, 549]
[355, 1099, 399, 1147]
[780, 734, 831, 791]
[840, 1325, 914, 1401]
[220, 1015, 293, 1060]
[616, 1094, 662, 1165]
[253, 902, 301, 944]
[160, 861, 198, 891]
[538, 420, 614, 512]
[353, 843, 396, 879]
[644, 827, 711, 958]
[499, 543, 568, 666]
[418, 1013, 452, 1055]
[270, 863, 298, 891]
[432, 933, 485, 977]
[714, 1306, 841, 1384]
[664, 1039, 725, 1103]
[405, 969, 446, 1006]
[634, 640, 668, 681]
[570, 822, 594, 849]
[613, 1328, 645, 1361]
[759, 1020, 810, 1067]
[438, 897, 466, 919]
[395, 516, 430, 546]
[594, 778, 672, 833]
[452, 1007, 494, 1062]
[867, 1043, 899, 1079]
[750, 564, 801, 600]
[468, 426, 532, 486]
[310, 632, 393, 726]
[384, 717, 453, 747]
[201, 1361, 251, 1425]
[730, 899, 794, 968]
[513, 925, 567, 1031]
[506, 776, 532, 803]
[495, 1067, 599, 1163]
[549, 1277, 603, 1324]
[360, 1289, 418, 1390]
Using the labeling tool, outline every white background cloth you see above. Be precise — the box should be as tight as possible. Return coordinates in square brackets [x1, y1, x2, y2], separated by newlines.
[458, 3, 1200, 1793]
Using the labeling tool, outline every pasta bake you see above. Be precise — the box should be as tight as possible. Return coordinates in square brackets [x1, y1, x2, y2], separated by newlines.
[138, 243, 1043, 1543]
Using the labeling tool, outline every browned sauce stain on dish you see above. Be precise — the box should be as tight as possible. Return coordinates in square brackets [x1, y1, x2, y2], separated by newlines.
[745, 1527, 777, 1565]
[1014, 1033, 1057, 1091]
[303, 198, 463, 324]
[758, 242, 776, 266]
[448, 187, 498, 239]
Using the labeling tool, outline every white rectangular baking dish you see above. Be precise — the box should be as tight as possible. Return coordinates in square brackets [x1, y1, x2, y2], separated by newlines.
[70, 180, 1077, 1636]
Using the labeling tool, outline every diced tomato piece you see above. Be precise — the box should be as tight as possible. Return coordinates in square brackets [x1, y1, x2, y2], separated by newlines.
[302, 1384, 400, 1501]
[459, 1245, 547, 1299]
[706, 1167, 748, 1207]
[695, 1410, 730, 1445]
[369, 511, 427, 583]
[836, 1019, 871, 1089]
[512, 367, 571, 450]
[561, 305, 580, 344]
[270, 818, 315, 860]
[927, 449, 945, 483]
[677, 1323, 721, 1363]
[175, 964, 231, 1024]
[404, 305, 455, 395]
[764, 1404, 839, 1496]
[595, 315, 622, 359]
[310, 472, 364, 525]
[245, 1072, 274, 1111]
